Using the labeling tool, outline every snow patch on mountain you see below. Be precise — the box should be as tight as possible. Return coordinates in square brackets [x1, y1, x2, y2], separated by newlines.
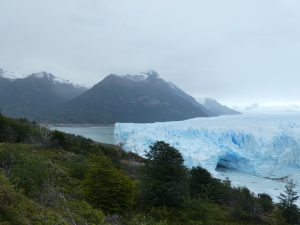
[115, 114, 300, 180]
[29, 71, 87, 89]
[0, 68, 88, 89]
[30, 71, 71, 84]
[124, 74, 148, 81]
[123, 69, 160, 81]
[0, 68, 24, 79]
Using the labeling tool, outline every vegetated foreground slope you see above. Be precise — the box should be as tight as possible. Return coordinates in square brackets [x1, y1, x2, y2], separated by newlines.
[0, 113, 285, 225]
[0, 114, 141, 224]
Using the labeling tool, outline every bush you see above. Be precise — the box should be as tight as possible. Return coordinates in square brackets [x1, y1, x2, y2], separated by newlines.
[0, 173, 65, 225]
[0, 145, 48, 198]
[66, 200, 105, 224]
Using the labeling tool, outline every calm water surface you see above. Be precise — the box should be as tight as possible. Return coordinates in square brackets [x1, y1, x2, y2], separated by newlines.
[49, 125, 115, 144]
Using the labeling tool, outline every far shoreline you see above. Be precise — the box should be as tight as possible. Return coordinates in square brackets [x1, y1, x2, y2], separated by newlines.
[40, 123, 115, 128]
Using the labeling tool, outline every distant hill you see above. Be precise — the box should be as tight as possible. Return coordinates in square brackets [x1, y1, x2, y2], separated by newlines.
[0, 70, 87, 120]
[200, 98, 240, 116]
[58, 70, 212, 123]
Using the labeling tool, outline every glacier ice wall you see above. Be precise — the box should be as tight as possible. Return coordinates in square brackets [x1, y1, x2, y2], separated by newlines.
[114, 114, 300, 179]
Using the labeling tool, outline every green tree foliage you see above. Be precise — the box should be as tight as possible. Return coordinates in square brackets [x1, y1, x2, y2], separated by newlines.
[0, 144, 108, 225]
[0, 173, 66, 225]
[231, 187, 261, 221]
[66, 154, 88, 179]
[188, 166, 269, 223]
[140, 141, 188, 207]
[188, 166, 232, 204]
[258, 193, 273, 213]
[208, 178, 233, 204]
[0, 145, 48, 198]
[278, 180, 300, 224]
[267, 207, 287, 225]
[51, 130, 69, 149]
[64, 200, 105, 224]
[0, 115, 43, 143]
[189, 166, 214, 199]
[83, 155, 135, 214]
[0, 113, 288, 225]
[11, 155, 48, 198]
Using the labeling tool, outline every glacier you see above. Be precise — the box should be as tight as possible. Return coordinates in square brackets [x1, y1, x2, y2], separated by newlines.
[114, 114, 300, 203]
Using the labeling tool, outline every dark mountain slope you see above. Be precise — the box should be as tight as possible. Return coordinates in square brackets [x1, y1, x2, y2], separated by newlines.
[0, 71, 87, 121]
[59, 71, 211, 123]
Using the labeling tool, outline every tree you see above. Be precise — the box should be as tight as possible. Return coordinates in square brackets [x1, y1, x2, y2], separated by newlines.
[140, 141, 188, 207]
[83, 155, 135, 214]
[258, 193, 273, 213]
[278, 180, 300, 224]
[51, 130, 69, 149]
[267, 207, 287, 225]
[189, 166, 213, 199]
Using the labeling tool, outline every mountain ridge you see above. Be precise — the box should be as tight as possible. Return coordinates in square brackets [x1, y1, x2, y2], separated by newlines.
[200, 98, 241, 116]
[0, 67, 239, 123]
[0, 69, 87, 120]
[58, 70, 211, 123]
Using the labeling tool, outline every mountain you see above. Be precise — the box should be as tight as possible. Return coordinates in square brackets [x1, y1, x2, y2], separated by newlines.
[200, 98, 240, 116]
[0, 70, 87, 121]
[0, 68, 238, 123]
[58, 70, 211, 123]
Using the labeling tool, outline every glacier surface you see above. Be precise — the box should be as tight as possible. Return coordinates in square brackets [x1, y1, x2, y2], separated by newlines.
[115, 114, 300, 181]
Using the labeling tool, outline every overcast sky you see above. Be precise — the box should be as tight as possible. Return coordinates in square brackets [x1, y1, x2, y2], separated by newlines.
[1, 0, 300, 107]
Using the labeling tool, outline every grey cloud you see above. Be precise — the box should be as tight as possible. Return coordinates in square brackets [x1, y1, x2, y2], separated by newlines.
[1, 0, 300, 107]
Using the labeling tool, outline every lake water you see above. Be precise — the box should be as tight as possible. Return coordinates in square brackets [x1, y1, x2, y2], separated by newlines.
[49, 125, 115, 144]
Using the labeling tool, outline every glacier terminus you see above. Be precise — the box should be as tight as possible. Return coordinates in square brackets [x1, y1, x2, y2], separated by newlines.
[115, 113, 300, 204]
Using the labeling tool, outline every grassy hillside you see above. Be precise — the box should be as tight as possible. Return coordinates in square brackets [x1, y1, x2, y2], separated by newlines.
[0, 114, 141, 224]
[0, 114, 293, 224]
